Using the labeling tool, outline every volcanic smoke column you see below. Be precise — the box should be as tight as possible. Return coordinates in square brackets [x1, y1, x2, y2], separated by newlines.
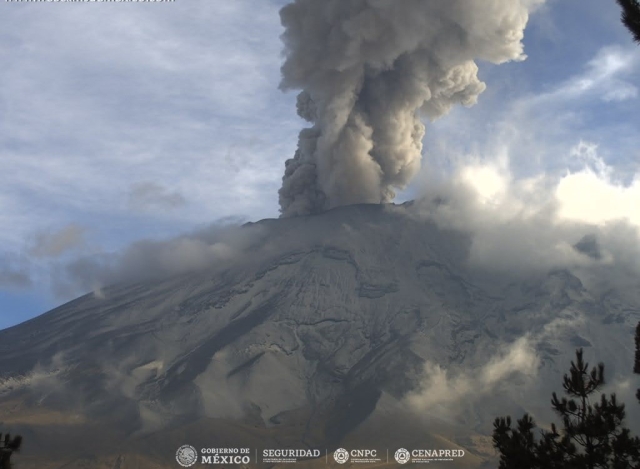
[278, 0, 543, 217]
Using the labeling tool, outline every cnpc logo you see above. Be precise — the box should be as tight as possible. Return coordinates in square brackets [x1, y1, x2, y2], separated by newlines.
[333, 448, 378, 464]
[333, 448, 349, 464]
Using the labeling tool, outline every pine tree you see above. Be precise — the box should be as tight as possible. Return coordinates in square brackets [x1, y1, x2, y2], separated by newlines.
[0, 433, 22, 469]
[616, 0, 640, 43]
[493, 349, 640, 469]
[635, 321, 639, 404]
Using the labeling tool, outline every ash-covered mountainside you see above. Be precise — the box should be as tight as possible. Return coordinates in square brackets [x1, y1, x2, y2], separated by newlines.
[0, 203, 638, 468]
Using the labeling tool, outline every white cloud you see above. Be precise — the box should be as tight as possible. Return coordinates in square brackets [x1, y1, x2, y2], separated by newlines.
[409, 41, 640, 239]
[0, 0, 295, 255]
[421, 44, 640, 182]
[406, 337, 538, 412]
[544, 45, 640, 102]
[410, 137, 640, 284]
[555, 142, 640, 227]
[459, 153, 510, 206]
[51, 220, 266, 300]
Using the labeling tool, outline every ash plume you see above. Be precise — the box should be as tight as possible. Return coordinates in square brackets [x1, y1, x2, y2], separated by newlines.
[278, 0, 543, 217]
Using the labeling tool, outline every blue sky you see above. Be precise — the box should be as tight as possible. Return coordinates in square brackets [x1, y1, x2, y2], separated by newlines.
[1, 0, 639, 329]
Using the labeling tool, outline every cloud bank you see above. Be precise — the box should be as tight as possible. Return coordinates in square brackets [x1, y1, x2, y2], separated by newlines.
[52, 220, 265, 300]
[408, 141, 640, 302]
[406, 337, 539, 412]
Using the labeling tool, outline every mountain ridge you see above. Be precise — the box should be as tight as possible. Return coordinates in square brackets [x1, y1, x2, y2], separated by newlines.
[0, 202, 638, 468]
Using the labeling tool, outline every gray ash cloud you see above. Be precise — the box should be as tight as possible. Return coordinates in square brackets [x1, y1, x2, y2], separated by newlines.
[278, 0, 543, 217]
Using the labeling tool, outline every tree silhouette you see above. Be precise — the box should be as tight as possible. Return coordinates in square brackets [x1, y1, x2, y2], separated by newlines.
[635, 321, 639, 404]
[617, 0, 640, 43]
[0, 433, 22, 469]
[493, 349, 640, 469]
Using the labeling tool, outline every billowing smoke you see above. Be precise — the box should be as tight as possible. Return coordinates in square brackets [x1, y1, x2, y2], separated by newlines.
[278, 0, 543, 217]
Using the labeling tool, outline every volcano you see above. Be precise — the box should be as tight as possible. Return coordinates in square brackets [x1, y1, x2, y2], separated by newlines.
[1, 203, 638, 468]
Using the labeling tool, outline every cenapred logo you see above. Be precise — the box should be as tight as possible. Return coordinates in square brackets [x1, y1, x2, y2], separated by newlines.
[394, 448, 411, 465]
[176, 445, 198, 467]
[333, 448, 350, 464]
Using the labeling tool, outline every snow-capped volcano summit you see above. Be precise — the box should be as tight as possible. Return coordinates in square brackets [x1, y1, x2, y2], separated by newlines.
[1, 203, 638, 468]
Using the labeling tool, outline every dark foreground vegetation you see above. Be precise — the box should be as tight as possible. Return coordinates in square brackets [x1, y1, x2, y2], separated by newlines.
[493, 322, 640, 468]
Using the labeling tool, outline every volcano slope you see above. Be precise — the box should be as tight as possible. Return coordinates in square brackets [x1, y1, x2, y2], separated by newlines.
[0, 203, 638, 468]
